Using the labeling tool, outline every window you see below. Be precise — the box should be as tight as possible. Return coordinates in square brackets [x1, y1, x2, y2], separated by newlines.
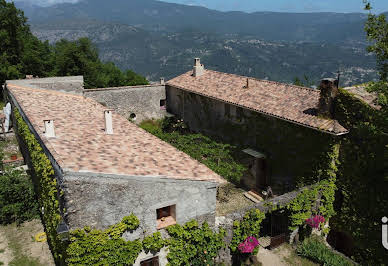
[160, 99, 166, 110]
[140, 256, 159, 266]
[224, 104, 230, 117]
[156, 205, 176, 229]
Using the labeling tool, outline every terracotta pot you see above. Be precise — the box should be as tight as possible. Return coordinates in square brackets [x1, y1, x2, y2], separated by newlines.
[11, 155, 17, 160]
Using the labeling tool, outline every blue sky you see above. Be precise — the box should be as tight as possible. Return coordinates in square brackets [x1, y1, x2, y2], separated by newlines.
[160, 0, 388, 13]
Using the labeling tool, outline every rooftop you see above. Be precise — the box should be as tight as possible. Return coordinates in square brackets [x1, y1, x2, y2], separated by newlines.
[167, 70, 348, 135]
[7, 82, 224, 183]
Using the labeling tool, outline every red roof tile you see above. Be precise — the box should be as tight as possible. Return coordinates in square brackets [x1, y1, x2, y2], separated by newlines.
[8, 84, 225, 183]
[167, 70, 348, 135]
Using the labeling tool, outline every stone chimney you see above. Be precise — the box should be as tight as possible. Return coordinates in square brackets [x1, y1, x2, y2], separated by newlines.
[104, 110, 113, 135]
[160, 77, 165, 85]
[44, 120, 55, 138]
[193, 58, 205, 77]
[318, 78, 339, 118]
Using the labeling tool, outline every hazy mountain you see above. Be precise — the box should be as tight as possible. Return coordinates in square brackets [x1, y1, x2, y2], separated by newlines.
[15, 0, 379, 85]
[19, 0, 369, 43]
[31, 21, 377, 85]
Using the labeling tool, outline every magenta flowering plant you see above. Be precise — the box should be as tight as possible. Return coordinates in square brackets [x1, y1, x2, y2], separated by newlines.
[306, 215, 325, 229]
[238, 236, 259, 253]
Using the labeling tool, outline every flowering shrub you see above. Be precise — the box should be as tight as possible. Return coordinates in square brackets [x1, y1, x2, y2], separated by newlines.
[306, 215, 325, 229]
[238, 236, 259, 253]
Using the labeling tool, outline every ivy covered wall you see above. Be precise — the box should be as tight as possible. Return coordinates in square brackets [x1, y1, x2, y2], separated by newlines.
[331, 89, 388, 264]
[166, 86, 341, 189]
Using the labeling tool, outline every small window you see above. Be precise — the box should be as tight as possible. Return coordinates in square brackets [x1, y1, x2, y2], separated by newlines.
[160, 99, 166, 110]
[156, 205, 176, 229]
[140, 256, 159, 266]
[224, 104, 230, 117]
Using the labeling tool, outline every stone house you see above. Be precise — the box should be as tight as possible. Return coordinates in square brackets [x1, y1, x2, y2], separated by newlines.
[166, 59, 348, 192]
[5, 77, 225, 265]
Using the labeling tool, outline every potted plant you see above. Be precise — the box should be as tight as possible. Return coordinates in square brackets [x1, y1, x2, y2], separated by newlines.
[10, 154, 17, 160]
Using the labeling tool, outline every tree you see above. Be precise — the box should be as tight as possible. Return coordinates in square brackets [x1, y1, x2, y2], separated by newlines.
[0, 0, 53, 84]
[363, 1, 388, 107]
[0, 1, 148, 88]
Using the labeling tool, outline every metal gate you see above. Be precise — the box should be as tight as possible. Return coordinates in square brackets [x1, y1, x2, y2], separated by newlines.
[260, 209, 289, 249]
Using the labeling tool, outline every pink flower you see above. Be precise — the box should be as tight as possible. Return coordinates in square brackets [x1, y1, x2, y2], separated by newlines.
[306, 215, 325, 229]
[238, 236, 260, 253]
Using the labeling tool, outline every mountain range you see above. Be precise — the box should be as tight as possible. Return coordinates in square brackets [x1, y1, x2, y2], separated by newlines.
[16, 0, 382, 85]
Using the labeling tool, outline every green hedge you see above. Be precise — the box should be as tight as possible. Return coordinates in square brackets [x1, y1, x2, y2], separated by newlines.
[0, 168, 39, 225]
[297, 236, 355, 266]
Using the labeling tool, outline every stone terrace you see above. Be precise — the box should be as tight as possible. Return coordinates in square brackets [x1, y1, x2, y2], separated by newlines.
[7, 83, 224, 183]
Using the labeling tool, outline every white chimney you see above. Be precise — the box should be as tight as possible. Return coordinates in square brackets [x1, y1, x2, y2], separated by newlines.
[160, 77, 165, 85]
[104, 110, 113, 134]
[44, 120, 55, 138]
[193, 58, 205, 77]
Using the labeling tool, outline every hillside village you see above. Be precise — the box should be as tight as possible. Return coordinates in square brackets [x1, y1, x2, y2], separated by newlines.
[0, 57, 384, 265]
[0, 0, 387, 266]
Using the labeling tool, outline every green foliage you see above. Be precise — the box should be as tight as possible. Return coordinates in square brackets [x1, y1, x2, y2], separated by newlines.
[0, 167, 39, 225]
[142, 232, 165, 254]
[166, 220, 225, 265]
[287, 178, 337, 231]
[297, 236, 355, 266]
[0, 1, 148, 88]
[14, 109, 64, 262]
[331, 89, 388, 264]
[51, 38, 148, 89]
[140, 119, 246, 183]
[0, 0, 52, 84]
[365, 11, 388, 81]
[66, 215, 142, 266]
[229, 209, 265, 254]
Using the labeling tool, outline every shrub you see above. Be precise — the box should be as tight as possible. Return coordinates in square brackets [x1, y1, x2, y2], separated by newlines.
[297, 236, 355, 266]
[0, 168, 39, 225]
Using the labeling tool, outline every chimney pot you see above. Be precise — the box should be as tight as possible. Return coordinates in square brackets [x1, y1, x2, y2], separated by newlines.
[160, 77, 165, 85]
[104, 110, 113, 134]
[318, 78, 339, 118]
[44, 120, 55, 138]
[193, 58, 205, 77]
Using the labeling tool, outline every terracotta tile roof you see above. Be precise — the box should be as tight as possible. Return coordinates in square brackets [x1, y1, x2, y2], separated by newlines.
[167, 70, 348, 135]
[7, 84, 225, 184]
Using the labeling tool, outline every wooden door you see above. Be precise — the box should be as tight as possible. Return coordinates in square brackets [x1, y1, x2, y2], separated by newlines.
[256, 158, 268, 189]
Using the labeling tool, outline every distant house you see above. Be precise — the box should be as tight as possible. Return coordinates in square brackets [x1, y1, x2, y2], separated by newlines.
[5, 77, 224, 265]
[166, 59, 348, 192]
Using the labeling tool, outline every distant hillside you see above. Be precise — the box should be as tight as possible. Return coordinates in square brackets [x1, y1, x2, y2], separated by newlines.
[16, 0, 379, 85]
[31, 21, 377, 86]
[19, 0, 369, 43]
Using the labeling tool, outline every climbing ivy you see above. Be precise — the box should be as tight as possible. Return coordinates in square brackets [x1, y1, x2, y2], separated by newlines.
[66, 215, 143, 266]
[14, 109, 65, 263]
[142, 232, 165, 254]
[166, 220, 225, 265]
[229, 209, 265, 254]
[287, 178, 337, 231]
[331, 88, 388, 264]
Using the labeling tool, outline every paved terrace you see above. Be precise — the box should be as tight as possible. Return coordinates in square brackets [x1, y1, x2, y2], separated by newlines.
[167, 70, 348, 135]
[7, 81, 224, 183]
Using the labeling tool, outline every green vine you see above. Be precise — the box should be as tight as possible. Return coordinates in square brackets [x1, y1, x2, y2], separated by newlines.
[166, 220, 225, 265]
[14, 109, 64, 262]
[66, 215, 142, 266]
[229, 209, 265, 254]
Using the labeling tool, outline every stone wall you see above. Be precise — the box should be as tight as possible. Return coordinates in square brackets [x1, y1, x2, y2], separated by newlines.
[62, 172, 218, 241]
[6, 76, 84, 95]
[166, 85, 338, 190]
[84, 85, 167, 123]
